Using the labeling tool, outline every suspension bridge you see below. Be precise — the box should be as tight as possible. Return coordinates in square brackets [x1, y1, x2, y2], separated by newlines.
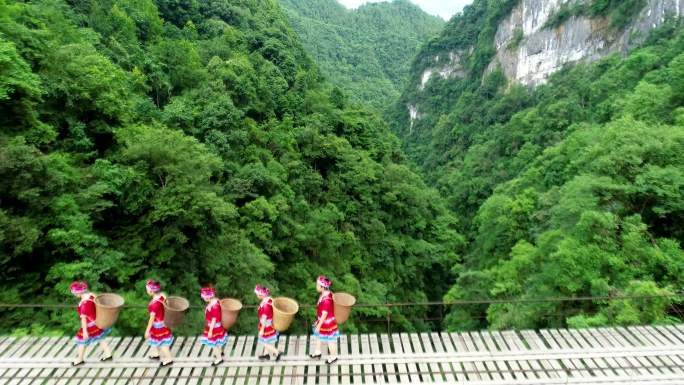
[2, 324, 684, 384]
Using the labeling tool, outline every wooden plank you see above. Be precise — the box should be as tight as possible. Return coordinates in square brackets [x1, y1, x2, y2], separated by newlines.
[596, 328, 653, 377]
[349, 335, 362, 385]
[563, 329, 613, 377]
[460, 331, 492, 381]
[656, 325, 684, 344]
[7, 338, 52, 385]
[368, 334, 384, 384]
[632, 326, 682, 376]
[177, 337, 206, 385]
[169, 337, 198, 385]
[410, 333, 431, 382]
[283, 336, 298, 385]
[500, 330, 540, 380]
[225, 336, 247, 385]
[542, 329, 588, 378]
[235, 336, 254, 385]
[379, 334, 398, 384]
[449, 333, 478, 381]
[420, 333, 443, 382]
[89, 337, 128, 385]
[520, 330, 563, 379]
[471, 331, 505, 381]
[616, 327, 664, 376]
[338, 335, 350, 385]
[359, 334, 373, 384]
[25, 337, 76, 385]
[213, 336, 235, 385]
[390, 334, 410, 383]
[576, 328, 630, 377]
[295, 335, 307, 385]
[268, 334, 287, 385]
[306, 334, 318, 385]
[399, 333, 420, 383]
[428, 333, 455, 383]
[480, 331, 514, 381]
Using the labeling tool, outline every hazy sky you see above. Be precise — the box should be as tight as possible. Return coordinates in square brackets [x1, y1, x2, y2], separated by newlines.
[336, 0, 473, 20]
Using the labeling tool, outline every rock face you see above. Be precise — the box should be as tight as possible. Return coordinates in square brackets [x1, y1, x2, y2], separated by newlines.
[488, 0, 684, 86]
[419, 49, 470, 89]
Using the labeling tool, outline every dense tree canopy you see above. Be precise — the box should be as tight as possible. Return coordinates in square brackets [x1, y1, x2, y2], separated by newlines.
[0, 0, 462, 336]
[390, 0, 684, 330]
[278, 0, 443, 111]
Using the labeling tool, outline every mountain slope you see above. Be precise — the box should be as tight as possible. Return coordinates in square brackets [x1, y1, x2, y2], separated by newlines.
[388, 0, 684, 329]
[279, 0, 443, 110]
[0, 0, 462, 335]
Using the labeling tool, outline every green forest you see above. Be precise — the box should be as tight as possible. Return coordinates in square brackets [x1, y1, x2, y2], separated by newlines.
[0, 0, 460, 336]
[390, 0, 684, 330]
[279, 0, 443, 111]
[1, 0, 683, 338]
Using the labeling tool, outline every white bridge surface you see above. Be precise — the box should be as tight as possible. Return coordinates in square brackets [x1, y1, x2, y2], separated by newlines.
[1, 325, 684, 384]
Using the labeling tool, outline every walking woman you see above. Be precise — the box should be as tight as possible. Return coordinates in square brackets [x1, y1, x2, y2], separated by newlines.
[71, 281, 113, 366]
[200, 287, 227, 366]
[144, 280, 174, 367]
[255, 285, 281, 361]
[310, 276, 339, 364]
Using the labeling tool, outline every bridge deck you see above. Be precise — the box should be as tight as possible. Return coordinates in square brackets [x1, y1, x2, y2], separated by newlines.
[1, 325, 684, 384]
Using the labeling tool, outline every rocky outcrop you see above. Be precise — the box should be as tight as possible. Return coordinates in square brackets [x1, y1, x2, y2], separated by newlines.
[419, 49, 470, 89]
[488, 0, 684, 86]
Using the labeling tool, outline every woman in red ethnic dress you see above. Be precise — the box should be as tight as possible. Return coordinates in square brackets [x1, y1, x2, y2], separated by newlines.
[144, 280, 174, 367]
[255, 285, 281, 361]
[199, 287, 227, 366]
[309, 276, 339, 364]
[71, 281, 113, 366]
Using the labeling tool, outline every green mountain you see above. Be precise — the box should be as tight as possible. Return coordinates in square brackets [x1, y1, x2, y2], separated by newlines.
[278, 0, 443, 111]
[390, 0, 684, 330]
[0, 0, 461, 335]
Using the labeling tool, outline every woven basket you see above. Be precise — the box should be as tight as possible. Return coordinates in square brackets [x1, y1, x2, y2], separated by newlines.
[164, 296, 189, 329]
[220, 298, 243, 330]
[332, 292, 356, 324]
[94, 293, 124, 329]
[272, 297, 299, 332]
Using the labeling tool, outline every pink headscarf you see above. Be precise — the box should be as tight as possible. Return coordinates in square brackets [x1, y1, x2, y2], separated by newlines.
[317, 276, 332, 289]
[146, 280, 161, 293]
[70, 281, 88, 295]
[254, 284, 270, 297]
[200, 287, 216, 300]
